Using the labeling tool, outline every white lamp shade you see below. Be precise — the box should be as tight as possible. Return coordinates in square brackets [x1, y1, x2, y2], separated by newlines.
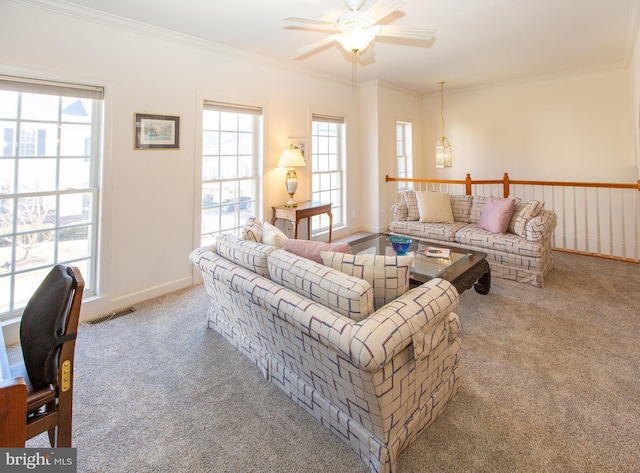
[336, 28, 375, 52]
[277, 148, 306, 168]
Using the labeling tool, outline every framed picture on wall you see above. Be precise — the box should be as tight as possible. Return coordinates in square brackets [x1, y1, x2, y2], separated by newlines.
[134, 113, 180, 149]
[287, 138, 307, 162]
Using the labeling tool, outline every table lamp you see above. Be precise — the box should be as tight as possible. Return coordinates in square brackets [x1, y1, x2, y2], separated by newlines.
[277, 147, 306, 207]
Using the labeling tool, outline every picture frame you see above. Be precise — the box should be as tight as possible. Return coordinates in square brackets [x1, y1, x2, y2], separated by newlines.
[134, 113, 180, 149]
[287, 138, 308, 162]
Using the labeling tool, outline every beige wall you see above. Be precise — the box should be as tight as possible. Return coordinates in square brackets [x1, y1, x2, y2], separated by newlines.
[420, 69, 637, 183]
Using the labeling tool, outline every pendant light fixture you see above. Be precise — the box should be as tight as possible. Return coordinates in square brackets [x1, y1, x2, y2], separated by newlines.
[435, 80, 452, 168]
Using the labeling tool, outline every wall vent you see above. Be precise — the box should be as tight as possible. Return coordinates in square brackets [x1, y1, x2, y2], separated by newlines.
[85, 307, 135, 325]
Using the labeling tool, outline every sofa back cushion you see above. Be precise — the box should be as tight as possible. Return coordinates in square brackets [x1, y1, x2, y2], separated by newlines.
[508, 199, 544, 238]
[241, 216, 263, 242]
[216, 233, 275, 278]
[468, 196, 488, 224]
[321, 251, 413, 310]
[401, 190, 420, 221]
[268, 249, 374, 321]
[450, 195, 473, 222]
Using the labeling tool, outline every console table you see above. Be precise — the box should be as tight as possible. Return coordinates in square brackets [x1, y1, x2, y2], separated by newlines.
[271, 201, 332, 242]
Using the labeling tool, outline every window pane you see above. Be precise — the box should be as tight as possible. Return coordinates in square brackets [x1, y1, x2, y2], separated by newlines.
[20, 93, 59, 121]
[61, 98, 92, 123]
[60, 192, 91, 225]
[0, 161, 14, 192]
[203, 131, 219, 156]
[1, 121, 17, 156]
[0, 198, 14, 236]
[16, 195, 56, 232]
[0, 239, 12, 275]
[13, 267, 50, 309]
[60, 157, 90, 189]
[19, 122, 58, 156]
[202, 155, 219, 181]
[17, 158, 56, 193]
[60, 124, 91, 156]
[58, 225, 91, 261]
[0, 275, 9, 311]
[15, 230, 55, 270]
[0, 91, 18, 119]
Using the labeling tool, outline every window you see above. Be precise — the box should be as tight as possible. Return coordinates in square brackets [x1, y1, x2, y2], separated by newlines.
[311, 115, 345, 235]
[201, 102, 262, 245]
[0, 76, 103, 318]
[396, 121, 413, 189]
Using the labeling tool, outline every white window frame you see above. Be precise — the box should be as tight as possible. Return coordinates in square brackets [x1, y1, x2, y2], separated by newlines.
[396, 121, 413, 189]
[200, 101, 262, 245]
[0, 75, 103, 319]
[311, 114, 345, 235]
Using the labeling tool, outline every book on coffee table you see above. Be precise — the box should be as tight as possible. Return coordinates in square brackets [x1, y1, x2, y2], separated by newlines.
[418, 247, 451, 258]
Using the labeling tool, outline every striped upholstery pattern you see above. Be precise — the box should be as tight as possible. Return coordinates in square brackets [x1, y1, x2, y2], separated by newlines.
[321, 252, 413, 310]
[241, 216, 262, 242]
[389, 194, 558, 287]
[450, 195, 473, 222]
[190, 241, 463, 473]
[508, 200, 544, 237]
[216, 233, 274, 278]
[268, 249, 374, 321]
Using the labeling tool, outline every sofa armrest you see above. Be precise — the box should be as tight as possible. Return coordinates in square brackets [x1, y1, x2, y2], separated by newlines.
[525, 209, 557, 242]
[391, 202, 409, 222]
[349, 278, 459, 371]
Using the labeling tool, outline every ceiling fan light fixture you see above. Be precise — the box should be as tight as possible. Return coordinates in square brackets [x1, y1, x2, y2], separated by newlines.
[336, 28, 376, 52]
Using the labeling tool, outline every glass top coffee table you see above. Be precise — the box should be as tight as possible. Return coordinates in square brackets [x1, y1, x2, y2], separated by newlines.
[348, 233, 491, 295]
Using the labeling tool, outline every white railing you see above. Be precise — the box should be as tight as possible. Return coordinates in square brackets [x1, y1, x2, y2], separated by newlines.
[386, 173, 640, 263]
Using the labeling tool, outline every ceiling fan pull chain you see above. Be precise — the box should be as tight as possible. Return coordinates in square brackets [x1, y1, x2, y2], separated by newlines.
[352, 50, 357, 92]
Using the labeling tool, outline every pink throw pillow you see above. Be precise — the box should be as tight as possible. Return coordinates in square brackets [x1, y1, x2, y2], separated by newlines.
[477, 197, 516, 233]
[283, 239, 352, 263]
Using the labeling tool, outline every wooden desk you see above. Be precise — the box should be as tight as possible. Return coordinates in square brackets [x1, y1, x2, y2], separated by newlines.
[272, 201, 332, 242]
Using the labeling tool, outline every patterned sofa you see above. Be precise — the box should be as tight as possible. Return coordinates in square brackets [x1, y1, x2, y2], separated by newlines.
[390, 192, 558, 287]
[189, 234, 462, 473]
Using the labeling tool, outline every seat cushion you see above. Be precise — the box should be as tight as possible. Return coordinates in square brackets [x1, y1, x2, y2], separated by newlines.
[455, 225, 545, 258]
[389, 221, 467, 242]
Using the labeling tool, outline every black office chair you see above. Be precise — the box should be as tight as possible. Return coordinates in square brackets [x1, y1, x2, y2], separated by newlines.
[9, 264, 84, 447]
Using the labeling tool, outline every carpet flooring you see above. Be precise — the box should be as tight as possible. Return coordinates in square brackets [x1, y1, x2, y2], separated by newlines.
[20, 251, 640, 473]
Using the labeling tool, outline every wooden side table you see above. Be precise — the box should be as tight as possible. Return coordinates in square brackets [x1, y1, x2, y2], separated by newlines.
[271, 201, 333, 242]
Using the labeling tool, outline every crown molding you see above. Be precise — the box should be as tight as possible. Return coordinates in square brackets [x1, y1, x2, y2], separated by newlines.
[10, 0, 351, 89]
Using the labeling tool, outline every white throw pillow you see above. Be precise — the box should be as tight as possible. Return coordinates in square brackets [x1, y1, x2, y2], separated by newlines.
[415, 191, 455, 223]
[261, 222, 288, 248]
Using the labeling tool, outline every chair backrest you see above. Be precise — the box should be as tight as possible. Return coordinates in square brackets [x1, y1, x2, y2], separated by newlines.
[19, 265, 83, 390]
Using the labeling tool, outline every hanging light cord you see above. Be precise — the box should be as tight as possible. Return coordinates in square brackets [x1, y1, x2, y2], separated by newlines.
[439, 81, 446, 137]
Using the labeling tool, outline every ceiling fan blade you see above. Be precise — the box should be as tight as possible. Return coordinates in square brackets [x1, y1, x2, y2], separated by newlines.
[285, 16, 336, 27]
[375, 25, 436, 40]
[360, 0, 406, 25]
[294, 34, 340, 58]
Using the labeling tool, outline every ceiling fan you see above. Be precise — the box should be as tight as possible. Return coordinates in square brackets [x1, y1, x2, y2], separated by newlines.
[285, 0, 436, 59]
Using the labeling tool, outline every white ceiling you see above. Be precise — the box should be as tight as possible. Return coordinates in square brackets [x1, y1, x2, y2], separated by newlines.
[39, 0, 640, 94]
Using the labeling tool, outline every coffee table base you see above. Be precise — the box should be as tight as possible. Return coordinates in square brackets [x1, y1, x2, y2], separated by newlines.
[410, 259, 491, 295]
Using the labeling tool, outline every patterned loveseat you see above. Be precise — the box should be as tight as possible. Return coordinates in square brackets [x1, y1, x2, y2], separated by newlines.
[390, 192, 558, 287]
[189, 234, 462, 473]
